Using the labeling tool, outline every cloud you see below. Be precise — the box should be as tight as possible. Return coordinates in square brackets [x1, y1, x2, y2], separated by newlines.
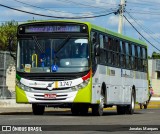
[107, 15, 119, 26]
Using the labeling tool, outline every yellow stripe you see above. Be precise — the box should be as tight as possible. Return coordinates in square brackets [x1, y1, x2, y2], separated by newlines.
[55, 81, 58, 88]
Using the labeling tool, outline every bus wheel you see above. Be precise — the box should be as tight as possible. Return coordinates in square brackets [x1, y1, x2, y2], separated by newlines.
[126, 91, 135, 114]
[71, 104, 79, 115]
[92, 93, 104, 116]
[143, 103, 148, 109]
[117, 106, 126, 115]
[79, 104, 89, 115]
[32, 104, 45, 115]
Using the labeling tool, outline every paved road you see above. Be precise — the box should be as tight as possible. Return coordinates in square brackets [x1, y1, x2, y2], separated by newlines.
[0, 107, 160, 133]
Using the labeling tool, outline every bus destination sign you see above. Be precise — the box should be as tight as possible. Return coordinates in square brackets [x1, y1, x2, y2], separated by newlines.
[25, 25, 81, 33]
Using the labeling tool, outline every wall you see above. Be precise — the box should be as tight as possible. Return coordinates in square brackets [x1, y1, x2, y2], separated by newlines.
[0, 51, 15, 99]
[148, 59, 160, 97]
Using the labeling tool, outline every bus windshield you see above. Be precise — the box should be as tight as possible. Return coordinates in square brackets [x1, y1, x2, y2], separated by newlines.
[17, 37, 89, 73]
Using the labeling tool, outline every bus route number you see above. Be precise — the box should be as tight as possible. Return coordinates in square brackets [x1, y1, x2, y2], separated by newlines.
[60, 81, 72, 87]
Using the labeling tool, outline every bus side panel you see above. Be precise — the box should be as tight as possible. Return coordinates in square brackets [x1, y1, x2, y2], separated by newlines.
[135, 71, 148, 103]
[92, 65, 148, 105]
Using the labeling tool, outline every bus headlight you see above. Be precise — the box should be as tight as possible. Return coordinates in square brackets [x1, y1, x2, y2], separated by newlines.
[72, 79, 90, 91]
[16, 81, 31, 92]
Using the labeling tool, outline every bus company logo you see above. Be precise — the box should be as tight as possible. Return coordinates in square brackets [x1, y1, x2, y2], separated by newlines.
[29, 82, 37, 86]
[29, 82, 46, 86]
[47, 82, 54, 91]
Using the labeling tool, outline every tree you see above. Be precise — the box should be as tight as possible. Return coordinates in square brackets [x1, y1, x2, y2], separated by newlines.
[152, 51, 160, 59]
[0, 20, 18, 51]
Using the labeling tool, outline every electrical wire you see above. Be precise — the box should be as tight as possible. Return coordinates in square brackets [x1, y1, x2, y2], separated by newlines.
[123, 15, 160, 52]
[13, 0, 116, 15]
[0, 3, 116, 19]
[127, 10, 160, 16]
[59, 0, 118, 9]
[126, 11, 160, 45]
[127, 0, 160, 5]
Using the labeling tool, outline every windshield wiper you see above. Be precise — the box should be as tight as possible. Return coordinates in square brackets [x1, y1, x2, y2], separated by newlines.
[33, 36, 44, 53]
[55, 35, 70, 54]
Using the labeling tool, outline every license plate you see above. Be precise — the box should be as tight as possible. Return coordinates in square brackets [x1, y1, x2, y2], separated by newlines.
[44, 94, 56, 99]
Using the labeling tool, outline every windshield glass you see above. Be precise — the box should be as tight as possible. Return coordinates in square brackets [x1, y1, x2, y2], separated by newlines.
[17, 37, 89, 73]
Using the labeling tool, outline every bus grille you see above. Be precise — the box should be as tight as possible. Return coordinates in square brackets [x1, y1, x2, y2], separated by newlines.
[32, 87, 69, 91]
[35, 98, 66, 100]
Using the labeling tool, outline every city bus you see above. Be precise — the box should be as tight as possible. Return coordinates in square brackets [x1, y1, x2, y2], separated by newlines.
[15, 20, 148, 116]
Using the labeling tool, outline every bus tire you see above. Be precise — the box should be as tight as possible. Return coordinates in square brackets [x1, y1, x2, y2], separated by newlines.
[117, 106, 126, 115]
[79, 104, 89, 115]
[126, 91, 135, 114]
[32, 104, 45, 115]
[144, 104, 147, 109]
[92, 91, 104, 116]
[71, 104, 79, 115]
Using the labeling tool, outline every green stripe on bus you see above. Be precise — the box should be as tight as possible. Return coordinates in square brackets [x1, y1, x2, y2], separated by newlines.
[16, 74, 21, 81]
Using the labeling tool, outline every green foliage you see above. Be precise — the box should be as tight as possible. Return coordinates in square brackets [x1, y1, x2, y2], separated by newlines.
[0, 20, 18, 51]
[148, 56, 151, 59]
[152, 51, 160, 59]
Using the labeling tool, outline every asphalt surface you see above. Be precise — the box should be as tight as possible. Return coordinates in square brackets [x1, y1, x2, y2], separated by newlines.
[0, 102, 160, 134]
[0, 108, 160, 133]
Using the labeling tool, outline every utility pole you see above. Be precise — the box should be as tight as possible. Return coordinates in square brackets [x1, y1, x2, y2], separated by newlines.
[118, 0, 126, 34]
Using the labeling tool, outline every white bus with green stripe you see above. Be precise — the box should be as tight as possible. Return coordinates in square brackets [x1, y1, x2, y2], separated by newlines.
[16, 20, 148, 115]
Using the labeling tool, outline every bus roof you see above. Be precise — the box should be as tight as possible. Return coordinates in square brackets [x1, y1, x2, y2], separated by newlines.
[89, 23, 147, 47]
[19, 20, 147, 47]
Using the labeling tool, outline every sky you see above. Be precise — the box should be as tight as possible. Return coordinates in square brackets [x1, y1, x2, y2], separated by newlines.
[0, 0, 160, 56]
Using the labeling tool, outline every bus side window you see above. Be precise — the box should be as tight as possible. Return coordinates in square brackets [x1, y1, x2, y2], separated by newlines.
[108, 37, 112, 50]
[113, 39, 119, 66]
[99, 34, 106, 64]
[135, 45, 138, 70]
[91, 31, 99, 65]
[140, 47, 143, 71]
[128, 43, 132, 69]
[91, 32, 97, 45]
[125, 42, 130, 69]
[104, 36, 108, 49]
[131, 44, 135, 69]
[144, 48, 147, 72]
[107, 37, 112, 64]
[104, 36, 109, 64]
[137, 46, 141, 71]
[115, 40, 120, 67]
[120, 41, 126, 68]
[99, 34, 104, 48]
[91, 31, 97, 55]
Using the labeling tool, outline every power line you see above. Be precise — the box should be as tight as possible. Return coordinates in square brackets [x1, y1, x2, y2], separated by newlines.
[127, 10, 160, 16]
[13, 0, 72, 14]
[127, 0, 160, 5]
[59, 0, 118, 9]
[13, 0, 116, 15]
[123, 15, 160, 52]
[126, 11, 160, 45]
[0, 3, 115, 19]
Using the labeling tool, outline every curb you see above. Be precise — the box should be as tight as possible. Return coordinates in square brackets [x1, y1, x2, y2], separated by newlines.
[0, 99, 30, 107]
[0, 98, 160, 108]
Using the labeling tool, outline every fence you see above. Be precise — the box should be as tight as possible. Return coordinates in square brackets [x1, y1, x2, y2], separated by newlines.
[0, 51, 15, 99]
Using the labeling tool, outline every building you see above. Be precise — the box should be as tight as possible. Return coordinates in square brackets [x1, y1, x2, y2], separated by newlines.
[148, 59, 160, 96]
